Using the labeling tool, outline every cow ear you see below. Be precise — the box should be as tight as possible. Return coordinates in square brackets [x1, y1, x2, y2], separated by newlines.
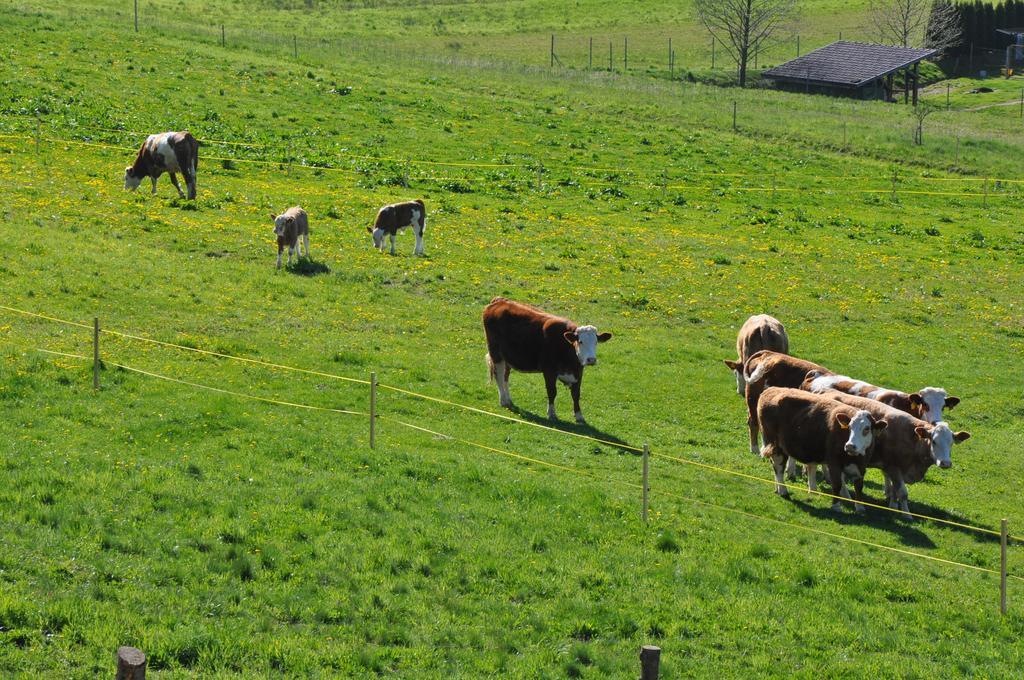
[873, 419, 888, 432]
[909, 393, 924, 405]
[270, 213, 277, 220]
[914, 426, 930, 441]
[954, 431, 971, 443]
[367, 226, 373, 233]
[723, 359, 741, 370]
[597, 332, 612, 343]
[945, 396, 960, 409]
[836, 412, 851, 429]
[563, 331, 578, 344]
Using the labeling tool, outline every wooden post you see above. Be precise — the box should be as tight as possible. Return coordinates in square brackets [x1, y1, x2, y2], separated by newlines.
[93, 317, 100, 390]
[732, 101, 737, 131]
[640, 645, 661, 680]
[550, 34, 554, 68]
[624, 36, 628, 70]
[609, 41, 612, 71]
[293, 35, 298, 59]
[35, 114, 40, 156]
[589, 37, 593, 69]
[668, 37, 672, 75]
[116, 646, 146, 679]
[947, 83, 951, 109]
[642, 444, 650, 522]
[133, 0, 138, 32]
[369, 372, 377, 449]
[221, 25, 225, 48]
[796, 35, 800, 58]
[712, 37, 716, 69]
[1001, 518, 1008, 615]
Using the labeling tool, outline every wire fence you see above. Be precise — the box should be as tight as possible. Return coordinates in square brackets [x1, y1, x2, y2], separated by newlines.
[3, 302, 1021, 614]
[3, 123, 1024, 204]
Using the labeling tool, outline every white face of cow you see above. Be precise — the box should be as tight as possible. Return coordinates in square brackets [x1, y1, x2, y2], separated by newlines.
[564, 325, 612, 367]
[124, 167, 141, 192]
[915, 422, 970, 469]
[912, 387, 959, 424]
[371, 227, 385, 250]
[837, 410, 885, 456]
[272, 214, 292, 238]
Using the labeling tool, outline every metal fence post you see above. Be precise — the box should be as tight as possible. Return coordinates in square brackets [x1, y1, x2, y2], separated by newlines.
[642, 444, 650, 522]
[93, 317, 100, 390]
[1001, 518, 1008, 615]
[370, 372, 377, 449]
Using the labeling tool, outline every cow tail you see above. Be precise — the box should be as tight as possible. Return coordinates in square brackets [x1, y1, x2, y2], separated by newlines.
[485, 353, 495, 383]
[744, 360, 767, 385]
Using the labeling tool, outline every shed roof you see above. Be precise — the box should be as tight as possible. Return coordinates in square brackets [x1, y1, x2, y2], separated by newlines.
[763, 41, 937, 88]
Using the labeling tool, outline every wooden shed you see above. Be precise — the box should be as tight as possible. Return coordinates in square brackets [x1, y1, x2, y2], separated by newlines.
[763, 41, 937, 103]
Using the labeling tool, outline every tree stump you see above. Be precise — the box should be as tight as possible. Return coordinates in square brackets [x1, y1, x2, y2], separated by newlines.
[116, 646, 146, 680]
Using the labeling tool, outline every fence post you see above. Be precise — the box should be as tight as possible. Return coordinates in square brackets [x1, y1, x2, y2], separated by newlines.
[133, 0, 138, 32]
[550, 34, 554, 68]
[1001, 518, 1008, 615]
[221, 25, 226, 48]
[116, 645, 146, 679]
[946, 83, 951, 110]
[589, 37, 593, 69]
[624, 36, 628, 70]
[93, 317, 100, 390]
[711, 37, 716, 69]
[609, 41, 612, 71]
[797, 35, 800, 58]
[35, 114, 41, 157]
[369, 372, 377, 449]
[640, 645, 661, 680]
[668, 37, 672, 74]
[642, 444, 650, 522]
[732, 101, 737, 131]
[293, 35, 298, 59]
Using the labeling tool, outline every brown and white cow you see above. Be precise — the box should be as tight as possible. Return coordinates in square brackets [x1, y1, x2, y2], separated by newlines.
[740, 350, 833, 455]
[369, 199, 426, 255]
[483, 297, 611, 424]
[271, 206, 310, 269]
[803, 371, 959, 424]
[819, 390, 970, 519]
[124, 131, 199, 200]
[757, 387, 887, 513]
[723, 314, 789, 396]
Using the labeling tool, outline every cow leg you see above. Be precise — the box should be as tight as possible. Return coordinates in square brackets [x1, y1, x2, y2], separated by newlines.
[389, 233, 397, 256]
[806, 464, 818, 493]
[302, 232, 310, 258]
[569, 377, 584, 424]
[150, 176, 158, 194]
[844, 464, 866, 514]
[767, 449, 789, 497]
[493, 360, 512, 408]
[288, 244, 295, 266]
[413, 222, 424, 256]
[544, 371, 558, 420]
[746, 385, 761, 455]
[187, 163, 197, 199]
[168, 172, 185, 198]
[827, 463, 845, 512]
[895, 479, 911, 520]
[276, 244, 283, 269]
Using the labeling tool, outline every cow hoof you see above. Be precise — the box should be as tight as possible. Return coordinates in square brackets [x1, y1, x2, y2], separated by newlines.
[575, 416, 586, 425]
[830, 502, 843, 513]
[902, 513, 913, 521]
[776, 489, 790, 498]
[499, 399, 513, 409]
[854, 505, 866, 515]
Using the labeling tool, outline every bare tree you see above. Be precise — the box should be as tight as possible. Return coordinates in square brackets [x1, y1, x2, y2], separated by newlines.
[694, 0, 800, 87]
[869, 0, 961, 55]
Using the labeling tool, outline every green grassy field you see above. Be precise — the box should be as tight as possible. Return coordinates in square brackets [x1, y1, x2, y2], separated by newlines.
[2, 2, 1024, 677]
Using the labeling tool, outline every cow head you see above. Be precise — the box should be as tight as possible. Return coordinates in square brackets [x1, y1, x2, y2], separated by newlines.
[909, 387, 960, 424]
[914, 422, 970, 469]
[836, 410, 887, 456]
[369, 227, 385, 250]
[723, 359, 744, 395]
[564, 325, 612, 367]
[124, 166, 142, 192]
[271, 213, 295, 238]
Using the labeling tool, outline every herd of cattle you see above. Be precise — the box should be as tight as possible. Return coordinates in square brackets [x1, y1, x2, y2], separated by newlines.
[122, 131, 427, 267]
[124, 131, 970, 521]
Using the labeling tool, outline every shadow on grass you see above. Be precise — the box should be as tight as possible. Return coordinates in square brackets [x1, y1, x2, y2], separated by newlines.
[507, 405, 638, 453]
[285, 258, 331, 276]
[786, 496, 938, 549]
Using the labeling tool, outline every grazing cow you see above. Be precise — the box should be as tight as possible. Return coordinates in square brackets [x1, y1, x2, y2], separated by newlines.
[819, 390, 970, 519]
[369, 199, 426, 255]
[757, 387, 887, 513]
[124, 131, 199, 199]
[741, 350, 833, 455]
[271, 206, 310, 269]
[723, 314, 789, 396]
[483, 297, 611, 424]
[803, 371, 959, 424]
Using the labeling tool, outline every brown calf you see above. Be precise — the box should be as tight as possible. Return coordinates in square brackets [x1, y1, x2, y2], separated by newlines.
[369, 199, 426, 255]
[271, 206, 310, 269]
[741, 350, 833, 455]
[723, 314, 789, 396]
[757, 387, 887, 513]
[483, 297, 611, 424]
